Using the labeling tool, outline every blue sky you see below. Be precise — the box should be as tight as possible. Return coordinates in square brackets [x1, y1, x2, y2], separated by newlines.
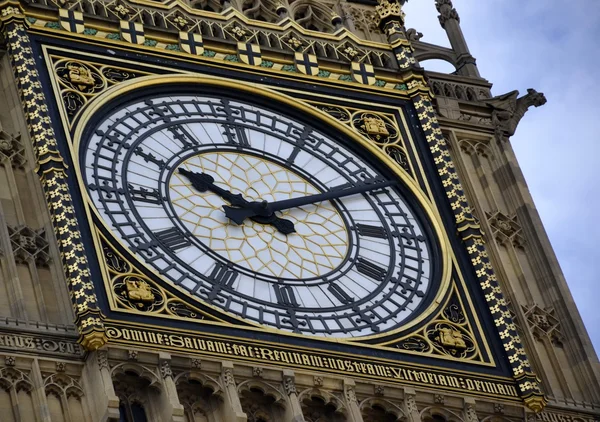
[403, 0, 600, 352]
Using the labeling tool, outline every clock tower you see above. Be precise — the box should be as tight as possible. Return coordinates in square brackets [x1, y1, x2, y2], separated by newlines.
[0, 0, 597, 421]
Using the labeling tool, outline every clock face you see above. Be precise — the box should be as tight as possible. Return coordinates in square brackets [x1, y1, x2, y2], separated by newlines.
[81, 92, 437, 338]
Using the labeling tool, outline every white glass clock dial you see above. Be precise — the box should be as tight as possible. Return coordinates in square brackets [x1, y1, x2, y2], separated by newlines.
[82, 93, 436, 338]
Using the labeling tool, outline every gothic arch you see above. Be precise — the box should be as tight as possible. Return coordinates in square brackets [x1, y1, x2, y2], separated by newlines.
[174, 371, 222, 396]
[110, 362, 161, 389]
[241, 0, 280, 22]
[414, 51, 458, 68]
[299, 387, 347, 421]
[238, 380, 287, 422]
[359, 397, 405, 421]
[176, 372, 223, 422]
[237, 379, 286, 405]
[288, 1, 335, 33]
[421, 406, 465, 422]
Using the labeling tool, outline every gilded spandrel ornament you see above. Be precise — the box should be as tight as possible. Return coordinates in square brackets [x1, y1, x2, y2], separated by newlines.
[126, 278, 155, 304]
[114, 274, 164, 312]
[437, 327, 467, 349]
[67, 64, 94, 89]
[57, 61, 104, 94]
[352, 112, 398, 143]
[363, 116, 390, 137]
[426, 322, 476, 358]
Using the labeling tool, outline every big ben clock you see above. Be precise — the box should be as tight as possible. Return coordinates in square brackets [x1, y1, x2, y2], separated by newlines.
[78, 86, 442, 339]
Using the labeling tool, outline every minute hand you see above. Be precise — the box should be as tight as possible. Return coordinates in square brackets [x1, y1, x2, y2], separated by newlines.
[266, 179, 398, 213]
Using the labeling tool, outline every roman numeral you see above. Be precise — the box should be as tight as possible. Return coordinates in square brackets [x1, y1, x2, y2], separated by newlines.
[145, 100, 172, 123]
[356, 257, 387, 281]
[356, 223, 387, 239]
[168, 125, 199, 149]
[133, 228, 190, 253]
[273, 285, 299, 307]
[134, 146, 166, 169]
[327, 283, 354, 304]
[223, 125, 250, 147]
[398, 228, 425, 245]
[89, 180, 124, 199]
[208, 263, 239, 286]
[397, 278, 425, 298]
[155, 228, 191, 250]
[128, 184, 163, 205]
[202, 263, 239, 302]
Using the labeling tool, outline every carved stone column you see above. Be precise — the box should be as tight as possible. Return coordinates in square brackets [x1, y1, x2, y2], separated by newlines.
[403, 388, 421, 422]
[463, 397, 479, 422]
[81, 349, 120, 421]
[221, 361, 247, 422]
[343, 379, 364, 422]
[31, 359, 51, 422]
[435, 0, 479, 77]
[282, 370, 305, 422]
[0, 0, 106, 350]
[158, 353, 185, 422]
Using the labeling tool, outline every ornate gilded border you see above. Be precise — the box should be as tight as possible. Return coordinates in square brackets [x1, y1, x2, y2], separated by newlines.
[0, 0, 106, 350]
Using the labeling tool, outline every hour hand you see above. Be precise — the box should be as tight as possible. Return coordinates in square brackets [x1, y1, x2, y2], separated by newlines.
[178, 168, 248, 207]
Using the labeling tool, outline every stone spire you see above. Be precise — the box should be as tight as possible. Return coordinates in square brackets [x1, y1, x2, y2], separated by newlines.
[435, 0, 479, 77]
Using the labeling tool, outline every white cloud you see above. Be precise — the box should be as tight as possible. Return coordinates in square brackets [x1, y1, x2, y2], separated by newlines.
[404, 0, 600, 351]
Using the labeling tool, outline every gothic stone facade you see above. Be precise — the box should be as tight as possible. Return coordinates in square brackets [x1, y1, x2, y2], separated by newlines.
[0, 0, 598, 421]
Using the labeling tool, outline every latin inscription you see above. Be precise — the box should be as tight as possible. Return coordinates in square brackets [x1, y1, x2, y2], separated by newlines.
[106, 325, 520, 400]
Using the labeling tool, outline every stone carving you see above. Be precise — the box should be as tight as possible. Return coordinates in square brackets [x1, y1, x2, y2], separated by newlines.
[55, 361, 67, 372]
[486, 210, 526, 249]
[405, 393, 418, 414]
[374, 0, 404, 30]
[374, 385, 385, 396]
[465, 402, 478, 422]
[486, 89, 547, 140]
[252, 366, 263, 377]
[160, 360, 173, 378]
[241, 0, 280, 23]
[97, 350, 109, 370]
[127, 350, 138, 361]
[7, 225, 50, 266]
[5, 356, 15, 367]
[523, 304, 563, 344]
[0, 131, 26, 168]
[313, 375, 323, 386]
[494, 403, 505, 414]
[434, 394, 445, 404]
[223, 367, 236, 387]
[291, 2, 335, 33]
[283, 375, 297, 395]
[345, 385, 357, 404]
[191, 358, 201, 369]
[406, 28, 423, 41]
[436, 0, 460, 27]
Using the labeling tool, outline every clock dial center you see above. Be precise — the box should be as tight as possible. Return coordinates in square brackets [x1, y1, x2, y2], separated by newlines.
[169, 151, 350, 279]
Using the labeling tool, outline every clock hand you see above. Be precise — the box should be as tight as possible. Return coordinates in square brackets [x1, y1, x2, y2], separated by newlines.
[223, 179, 398, 228]
[178, 168, 250, 208]
[179, 169, 296, 234]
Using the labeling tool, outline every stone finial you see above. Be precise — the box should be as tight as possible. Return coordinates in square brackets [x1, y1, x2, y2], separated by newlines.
[374, 0, 405, 33]
[435, 0, 460, 28]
